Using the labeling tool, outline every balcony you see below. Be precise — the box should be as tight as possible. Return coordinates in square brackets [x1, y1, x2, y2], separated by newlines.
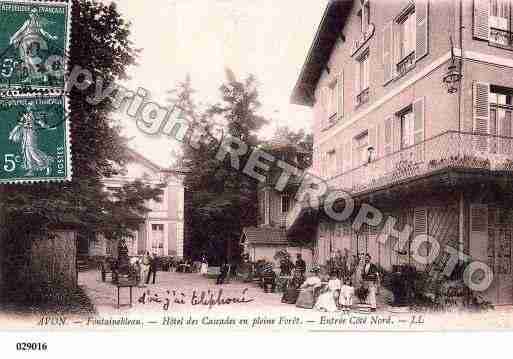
[286, 131, 513, 231]
[490, 27, 513, 48]
[356, 88, 370, 107]
[396, 51, 415, 77]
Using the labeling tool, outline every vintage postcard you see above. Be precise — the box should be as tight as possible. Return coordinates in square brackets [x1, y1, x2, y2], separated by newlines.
[2, 0, 513, 352]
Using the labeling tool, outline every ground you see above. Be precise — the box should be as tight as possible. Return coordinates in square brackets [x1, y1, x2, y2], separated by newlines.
[2, 271, 513, 330]
[74, 270, 513, 331]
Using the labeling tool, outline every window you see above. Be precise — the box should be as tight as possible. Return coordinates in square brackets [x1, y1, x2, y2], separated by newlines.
[354, 131, 369, 166]
[327, 79, 338, 119]
[396, 9, 416, 75]
[359, 1, 370, 33]
[490, 86, 513, 153]
[400, 107, 415, 149]
[356, 50, 370, 106]
[490, 0, 512, 46]
[384, 1, 427, 83]
[151, 224, 165, 256]
[281, 195, 291, 214]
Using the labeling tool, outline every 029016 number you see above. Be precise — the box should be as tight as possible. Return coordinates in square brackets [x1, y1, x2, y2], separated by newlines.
[16, 342, 48, 351]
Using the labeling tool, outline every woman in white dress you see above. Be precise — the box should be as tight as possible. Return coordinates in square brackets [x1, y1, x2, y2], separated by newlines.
[315, 273, 341, 312]
[199, 254, 208, 276]
[140, 252, 151, 287]
[339, 277, 355, 311]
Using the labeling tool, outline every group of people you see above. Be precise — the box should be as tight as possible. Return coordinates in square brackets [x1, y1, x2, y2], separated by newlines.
[133, 252, 159, 287]
[282, 253, 379, 312]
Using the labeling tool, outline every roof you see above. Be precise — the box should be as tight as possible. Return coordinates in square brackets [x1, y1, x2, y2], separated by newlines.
[290, 0, 353, 106]
[241, 226, 289, 246]
[125, 147, 188, 175]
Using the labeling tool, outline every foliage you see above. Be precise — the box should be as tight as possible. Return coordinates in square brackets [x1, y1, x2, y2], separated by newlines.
[172, 70, 269, 262]
[0, 1, 163, 298]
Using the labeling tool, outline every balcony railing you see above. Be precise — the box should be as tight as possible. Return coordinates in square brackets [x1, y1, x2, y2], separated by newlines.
[490, 27, 513, 47]
[286, 131, 513, 230]
[356, 88, 370, 107]
[396, 51, 415, 76]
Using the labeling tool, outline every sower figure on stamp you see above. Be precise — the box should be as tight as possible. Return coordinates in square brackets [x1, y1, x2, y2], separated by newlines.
[8, 102, 55, 176]
[9, 7, 58, 82]
[361, 253, 379, 312]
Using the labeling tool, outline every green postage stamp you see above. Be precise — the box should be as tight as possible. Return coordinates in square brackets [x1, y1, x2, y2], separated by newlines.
[0, 0, 71, 90]
[0, 95, 71, 183]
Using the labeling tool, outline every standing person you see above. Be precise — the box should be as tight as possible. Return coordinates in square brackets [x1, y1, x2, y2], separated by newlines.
[134, 260, 142, 287]
[146, 253, 158, 285]
[295, 253, 306, 277]
[353, 254, 365, 288]
[216, 259, 229, 285]
[141, 252, 151, 287]
[200, 254, 208, 276]
[362, 254, 379, 312]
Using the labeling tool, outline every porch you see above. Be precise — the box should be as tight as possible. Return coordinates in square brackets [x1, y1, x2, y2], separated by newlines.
[287, 131, 513, 231]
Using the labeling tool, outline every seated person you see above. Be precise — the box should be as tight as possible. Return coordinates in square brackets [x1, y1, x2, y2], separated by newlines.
[216, 260, 229, 285]
[296, 268, 322, 309]
[314, 272, 341, 312]
[261, 261, 276, 292]
[281, 271, 304, 304]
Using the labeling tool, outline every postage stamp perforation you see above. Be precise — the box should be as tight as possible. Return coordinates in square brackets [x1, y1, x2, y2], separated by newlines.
[0, 92, 72, 183]
[0, 0, 72, 92]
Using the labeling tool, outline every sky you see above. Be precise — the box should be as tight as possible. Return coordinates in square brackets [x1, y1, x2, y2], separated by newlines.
[111, 0, 329, 167]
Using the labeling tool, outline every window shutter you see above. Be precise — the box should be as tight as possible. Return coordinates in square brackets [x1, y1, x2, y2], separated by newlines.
[414, 207, 428, 259]
[384, 117, 393, 155]
[413, 97, 425, 161]
[354, 61, 360, 101]
[499, 111, 512, 154]
[336, 144, 344, 174]
[368, 125, 377, 160]
[415, 0, 429, 61]
[383, 21, 393, 83]
[376, 123, 382, 158]
[473, 81, 490, 152]
[473, 0, 490, 40]
[343, 141, 351, 172]
[413, 97, 425, 144]
[470, 204, 489, 263]
[337, 71, 344, 118]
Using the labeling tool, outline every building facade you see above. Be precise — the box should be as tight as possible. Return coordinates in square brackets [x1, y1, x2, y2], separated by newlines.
[289, 0, 513, 305]
[240, 142, 314, 266]
[82, 149, 186, 259]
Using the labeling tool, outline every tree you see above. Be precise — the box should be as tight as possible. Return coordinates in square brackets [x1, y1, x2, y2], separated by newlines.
[0, 1, 163, 302]
[172, 70, 268, 263]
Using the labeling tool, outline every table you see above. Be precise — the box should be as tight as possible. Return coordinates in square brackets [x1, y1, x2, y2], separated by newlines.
[116, 280, 136, 309]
